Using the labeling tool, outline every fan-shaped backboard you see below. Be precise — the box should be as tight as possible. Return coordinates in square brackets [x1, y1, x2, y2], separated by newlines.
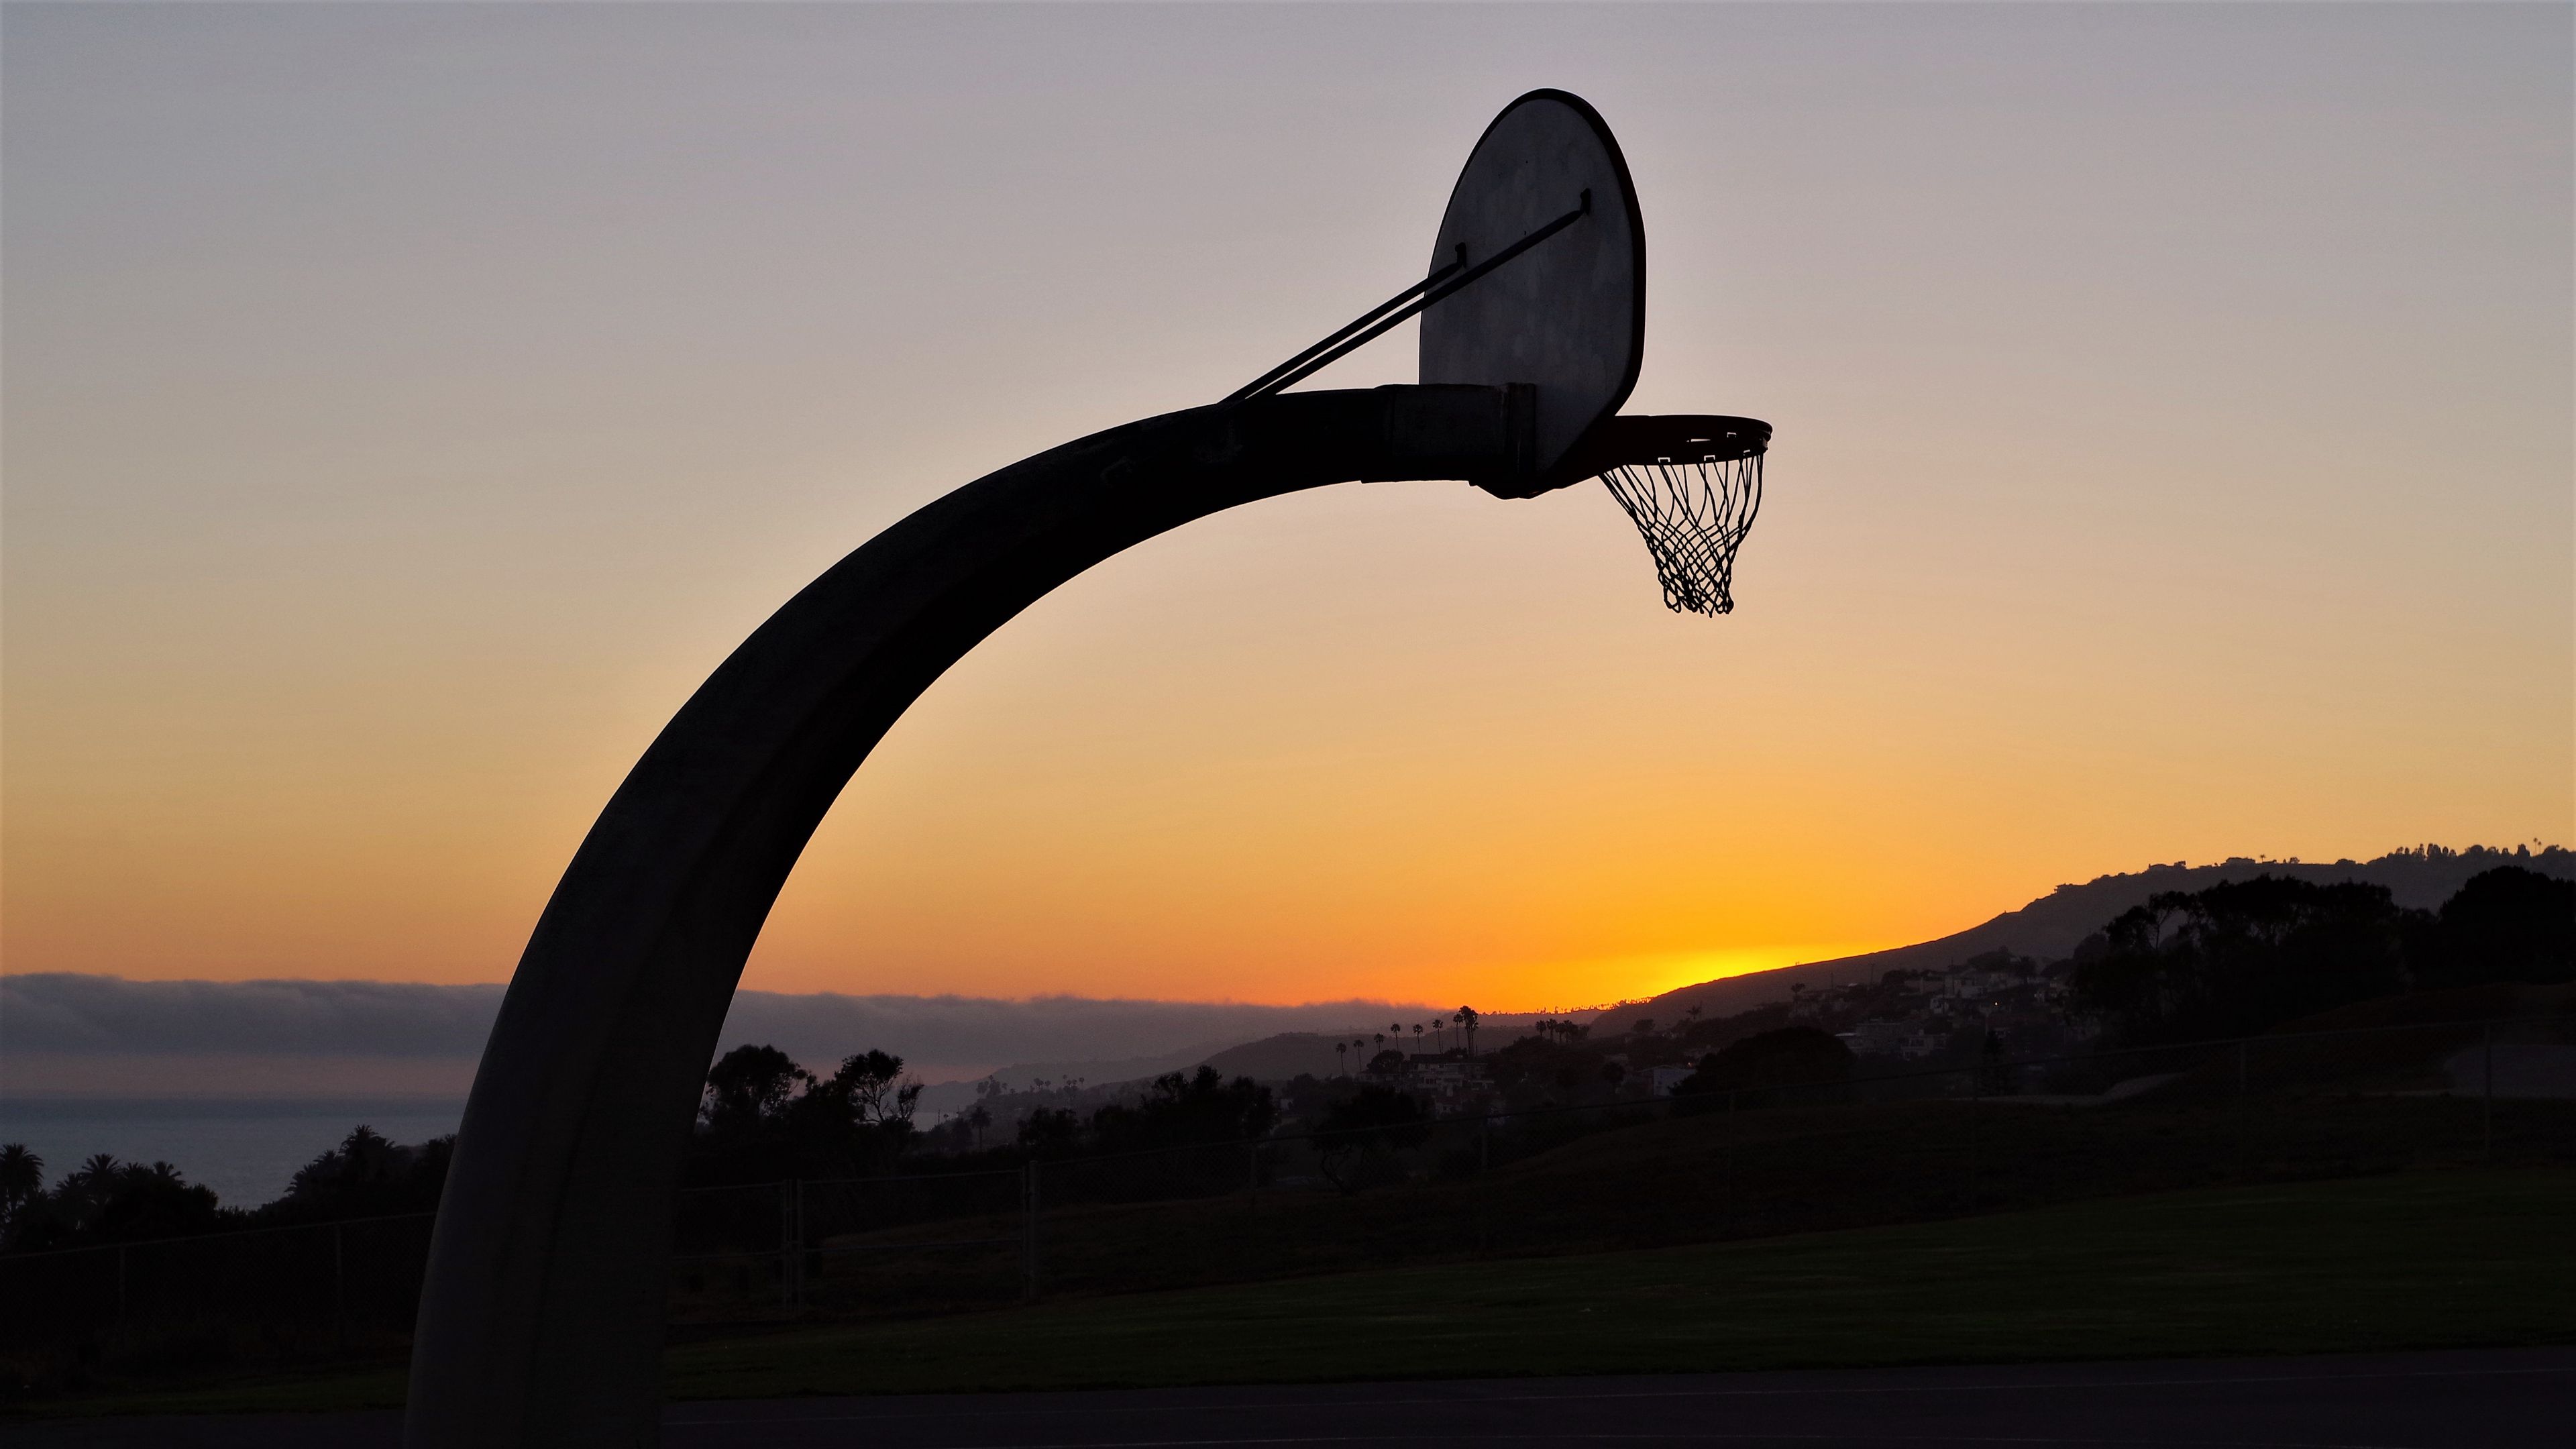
[1420, 91, 1645, 492]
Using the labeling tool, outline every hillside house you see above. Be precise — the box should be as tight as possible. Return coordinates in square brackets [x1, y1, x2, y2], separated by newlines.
[1644, 1065, 1697, 1097]
[1843, 1018, 1941, 1059]
[1406, 1056, 1493, 1114]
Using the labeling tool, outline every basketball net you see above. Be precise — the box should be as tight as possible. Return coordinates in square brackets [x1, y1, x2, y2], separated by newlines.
[1601, 451, 1764, 616]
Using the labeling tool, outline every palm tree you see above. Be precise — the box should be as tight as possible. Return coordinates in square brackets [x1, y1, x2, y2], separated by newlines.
[0, 1144, 42, 1228]
[56, 1152, 121, 1224]
[1335, 1042, 1348, 1076]
[1456, 1006, 1480, 1058]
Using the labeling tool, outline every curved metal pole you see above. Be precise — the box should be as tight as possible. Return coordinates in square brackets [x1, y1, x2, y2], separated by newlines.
[404, 385, 1534, 1447]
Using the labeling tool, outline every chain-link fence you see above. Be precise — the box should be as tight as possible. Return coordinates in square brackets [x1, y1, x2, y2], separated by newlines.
[0, 1209, 435, 1392]
[7, 1014, 2569, 1397]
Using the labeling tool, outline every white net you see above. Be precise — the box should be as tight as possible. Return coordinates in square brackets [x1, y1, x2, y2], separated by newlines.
[1601, 450, 1765, 616]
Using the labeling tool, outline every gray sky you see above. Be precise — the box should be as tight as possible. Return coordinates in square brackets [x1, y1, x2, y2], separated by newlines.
[5, 4, 2569, 1015]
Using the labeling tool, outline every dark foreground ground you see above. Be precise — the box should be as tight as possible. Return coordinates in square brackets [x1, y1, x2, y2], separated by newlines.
[19, 1348, 2575, 1448]
[13, 1169, 2573, 1426]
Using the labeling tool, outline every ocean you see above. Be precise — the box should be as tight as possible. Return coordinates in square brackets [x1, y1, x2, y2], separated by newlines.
[0, 1097, 468, 1211]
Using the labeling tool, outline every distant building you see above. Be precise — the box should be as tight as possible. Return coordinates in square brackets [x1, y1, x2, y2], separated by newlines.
[1643, 1065, 1697, 1097]
[1844, 1019, 1908, 1057]
[1839, 1018, 1943, 1059]
[1406, 1056, 1492, 1114]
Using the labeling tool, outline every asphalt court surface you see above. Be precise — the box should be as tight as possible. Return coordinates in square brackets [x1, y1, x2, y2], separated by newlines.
[17, 1348, 2573, 1446]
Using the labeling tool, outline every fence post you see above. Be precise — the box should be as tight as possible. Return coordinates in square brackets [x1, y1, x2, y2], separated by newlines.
[333, 1220, 347, 1352]
[2236, 1039, 2251, 1175]
[117, 1244, 128, 1328]
[1021, 1161, 1040, 1304]
[1246, 1140, 1260, 1195]
[779, 1179, 794, 1310]
[1726, 1091, 1740, 1232]
[1479, 1110, 1491, 1175]
[1967, 1066, 1980, 1205]
[2483, 1022, 2495, 1161]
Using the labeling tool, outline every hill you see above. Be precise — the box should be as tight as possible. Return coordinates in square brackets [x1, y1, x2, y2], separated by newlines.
[1597, 845, 2572, 1033]
[1197, 1032, 1353, 1081]
[1198, 1017, 1552, 1082]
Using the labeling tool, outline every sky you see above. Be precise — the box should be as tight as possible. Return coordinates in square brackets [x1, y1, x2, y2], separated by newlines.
[5, 3, 2570, 1017]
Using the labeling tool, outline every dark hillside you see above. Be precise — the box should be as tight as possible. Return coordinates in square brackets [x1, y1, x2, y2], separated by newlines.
[775, 1089, 2574, 1316]
[1599, 845, 2571, 1032]
[2133, 982, 2574, 1102]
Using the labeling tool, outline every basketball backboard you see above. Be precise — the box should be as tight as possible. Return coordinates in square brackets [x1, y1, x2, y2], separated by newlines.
[1419, 90, 1646, 496]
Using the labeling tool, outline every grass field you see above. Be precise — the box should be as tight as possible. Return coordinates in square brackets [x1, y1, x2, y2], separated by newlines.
[32, 1166, 2575, 1417]
[688, 1087, 2572, 1326]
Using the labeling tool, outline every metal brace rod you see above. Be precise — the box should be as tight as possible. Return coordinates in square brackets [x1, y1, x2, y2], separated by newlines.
[1225, 191, 1591, 405]
[1224, 253, 1465, 405]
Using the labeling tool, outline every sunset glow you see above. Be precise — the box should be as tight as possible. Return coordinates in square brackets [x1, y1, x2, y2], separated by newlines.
[4, 5, 2567, 1016]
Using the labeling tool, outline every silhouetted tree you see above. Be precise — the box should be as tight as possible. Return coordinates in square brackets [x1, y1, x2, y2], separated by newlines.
[0, 1145, 44, 1232]
[1483, 1030, 1606, 1106]
[688, 1042, 934, 1182]
[87, 1161, 223, 1242]
[1088, 1067, 1277, 1155]
[768, 1049, 923, 1173]
[270, 1125, 453, 1223]
[1673, 1026, 1855, 1113]
[1314, 1085, 1429, 1193]
[5, 1150, 230, 1251]
[2412, 866, 2575, 988]
[1016, 1108, 1081, 1157]
[828, 1050, 920, 1126]
[700, 1044, 812, 1136]
[1976, 1033, 2016, 1096]
[2072, 875, 2418, 1044]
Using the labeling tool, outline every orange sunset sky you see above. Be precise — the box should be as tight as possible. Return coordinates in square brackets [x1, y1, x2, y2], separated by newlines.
[5, 6, 2569, 1013]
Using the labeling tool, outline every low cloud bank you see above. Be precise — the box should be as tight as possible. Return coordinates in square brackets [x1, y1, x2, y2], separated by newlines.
[4, 975, 508, 1058]
[2, 973, 1471, 1091]
[716, 991, 1456, 1079]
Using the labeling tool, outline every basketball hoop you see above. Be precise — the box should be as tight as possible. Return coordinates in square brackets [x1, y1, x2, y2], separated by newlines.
[1574, 415, 1769, 616]
[1222, 91, 1772, 619]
